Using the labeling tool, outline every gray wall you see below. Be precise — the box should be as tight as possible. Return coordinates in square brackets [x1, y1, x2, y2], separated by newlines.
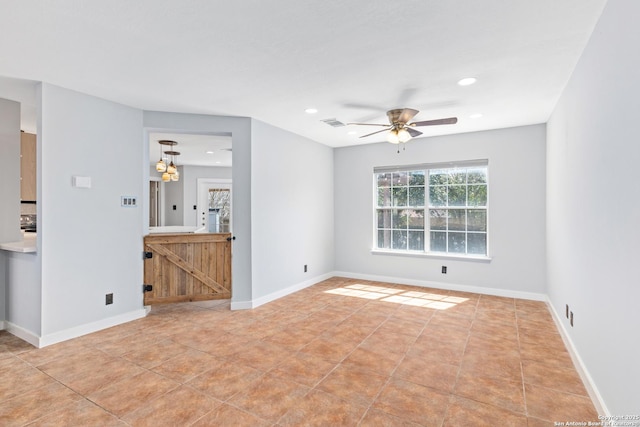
[250, 119, 335, 300]
[0, 252, 5, 324]
[334, 125, 547, 297]
[546, 0, 640, 413]
[181, 165, 232, 227]
[162, 168, 184, 226]
[0, 97, 21, 244]
[5, 251, 41, 334]
[39, 83, 145, 336]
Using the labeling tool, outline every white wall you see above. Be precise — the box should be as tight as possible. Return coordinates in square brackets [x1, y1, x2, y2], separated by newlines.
[334, 125, 547, 297]
[546, 0, 640, 414]
[39, 83, 145, 337]
[250, 119, 334, 301]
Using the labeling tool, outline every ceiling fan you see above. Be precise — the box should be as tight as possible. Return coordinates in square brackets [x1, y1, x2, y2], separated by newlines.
[348, 108, 457, 145]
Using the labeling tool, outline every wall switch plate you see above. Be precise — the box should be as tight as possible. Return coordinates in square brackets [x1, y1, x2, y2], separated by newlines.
[570, 311, 574, 327]
[106, 293, 113, 305]
[566, 304, 569, 318]
[72, 175, 92, 188]
[441, 266, 447, 274]
[304, 264, 308, 273]
[121, 196, 137, 207]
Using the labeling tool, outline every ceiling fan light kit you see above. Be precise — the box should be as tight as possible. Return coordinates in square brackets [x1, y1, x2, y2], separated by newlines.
[348, 108, 458, 151]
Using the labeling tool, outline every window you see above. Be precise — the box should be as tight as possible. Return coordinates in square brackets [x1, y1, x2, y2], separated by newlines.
[375, 161, 488, 256]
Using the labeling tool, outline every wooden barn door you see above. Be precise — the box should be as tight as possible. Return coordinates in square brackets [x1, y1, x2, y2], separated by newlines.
[143, 233, 232, 305]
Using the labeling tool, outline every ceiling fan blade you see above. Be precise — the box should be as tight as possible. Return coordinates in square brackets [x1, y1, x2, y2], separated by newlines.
[410, 117, 458, 127]
[405, 127, 422, 138]
[360, 127, 392, 138]
[397, 108, 419, 124]
[347, 122, 391, 127]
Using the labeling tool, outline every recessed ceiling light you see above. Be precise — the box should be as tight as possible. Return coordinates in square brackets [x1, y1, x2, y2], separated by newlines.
[347, 131, 357, 135]
[470, 113, 483, 119]
[215, 161, 221, 164]
[305, 108, 318, 114]
[206, 150, 214, 154]
[457, 77, 477, 86]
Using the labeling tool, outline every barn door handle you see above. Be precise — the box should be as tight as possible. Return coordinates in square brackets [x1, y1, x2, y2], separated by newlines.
[226, 236, 236, 241]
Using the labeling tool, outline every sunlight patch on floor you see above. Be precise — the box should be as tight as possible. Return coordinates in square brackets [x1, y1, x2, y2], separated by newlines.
[325, 284, 469, 310]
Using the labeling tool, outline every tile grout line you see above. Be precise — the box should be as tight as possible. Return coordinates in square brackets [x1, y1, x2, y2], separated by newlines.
[515, 301, 529, 419]
[356, 304, 436, 426]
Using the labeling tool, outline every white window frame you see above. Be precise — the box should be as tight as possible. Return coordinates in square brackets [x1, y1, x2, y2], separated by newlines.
[372, 160, 490, 260]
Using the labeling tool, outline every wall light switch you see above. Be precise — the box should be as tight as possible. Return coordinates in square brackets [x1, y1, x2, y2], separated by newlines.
[72, 175, 92, 188]
[121, 196, 138, 207]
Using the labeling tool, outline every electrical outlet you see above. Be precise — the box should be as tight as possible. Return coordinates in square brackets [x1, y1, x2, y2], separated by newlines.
[304, 264, 308, 273]
[106, 293, 113, 305]
[570, 311, 574, 327]
[441, 266, 447, 274]
[566, 304, 569, 318]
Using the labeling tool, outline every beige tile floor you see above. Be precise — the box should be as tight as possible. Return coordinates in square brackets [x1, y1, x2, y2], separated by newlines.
[0, 277, 599, 426]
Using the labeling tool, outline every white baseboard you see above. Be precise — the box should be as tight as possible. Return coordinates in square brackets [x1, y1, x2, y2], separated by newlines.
[8, 308, 146, 348]
[0, 320, 5, 331]
[38, 308, 148, 348]
[230, 272, 335, 310]
[546, 299, 609, 416]
[332, 271, 547, 301]
[4, 322, 40, 347]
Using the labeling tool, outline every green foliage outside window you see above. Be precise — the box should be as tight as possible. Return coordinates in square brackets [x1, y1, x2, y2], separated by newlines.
[375, 165, 488, 255]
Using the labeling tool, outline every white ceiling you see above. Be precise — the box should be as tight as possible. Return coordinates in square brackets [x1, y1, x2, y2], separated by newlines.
[0, 1, 607, 151]
[149, 132, 232, 167]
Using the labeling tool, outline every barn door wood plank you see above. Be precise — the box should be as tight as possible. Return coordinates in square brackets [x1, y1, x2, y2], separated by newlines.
[147, 243, 229, 295]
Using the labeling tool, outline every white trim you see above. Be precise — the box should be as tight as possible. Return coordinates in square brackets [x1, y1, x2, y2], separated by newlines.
[371, 249, 492, 262]
[7, 308, 153, 348]
[0, 320, 5, 330]
[229, 300, 253, 310]
[4, 322, 40, 347]
[197, 178, 232, 233]
[546, 299, 609, 416]
[332, 271, 546, 301]
[37, 308, 147, 348]
[230, 272, 335, 310]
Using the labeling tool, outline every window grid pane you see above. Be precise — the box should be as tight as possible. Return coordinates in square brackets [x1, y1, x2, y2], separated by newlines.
[376, 165, 487, 255]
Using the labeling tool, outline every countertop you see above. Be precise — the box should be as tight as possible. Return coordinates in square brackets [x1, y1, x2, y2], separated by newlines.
[0, 233, 37, 253]
[149, 226, 206, 234]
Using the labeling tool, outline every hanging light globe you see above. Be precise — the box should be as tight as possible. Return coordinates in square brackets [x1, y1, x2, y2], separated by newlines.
[162, 172, 171, 182]
[398, 128, 412, 143]
[387, 129, 400, 144]
[156, 159, 167, 172]
[167, 162, 177, 175]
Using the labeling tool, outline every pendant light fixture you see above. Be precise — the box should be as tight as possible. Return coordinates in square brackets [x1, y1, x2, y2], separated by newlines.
[157, 140, 180, 182]
[156, 144, 167, 172]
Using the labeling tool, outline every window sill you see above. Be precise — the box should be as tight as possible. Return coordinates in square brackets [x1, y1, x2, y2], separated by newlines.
[370, 249, 492, 262]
